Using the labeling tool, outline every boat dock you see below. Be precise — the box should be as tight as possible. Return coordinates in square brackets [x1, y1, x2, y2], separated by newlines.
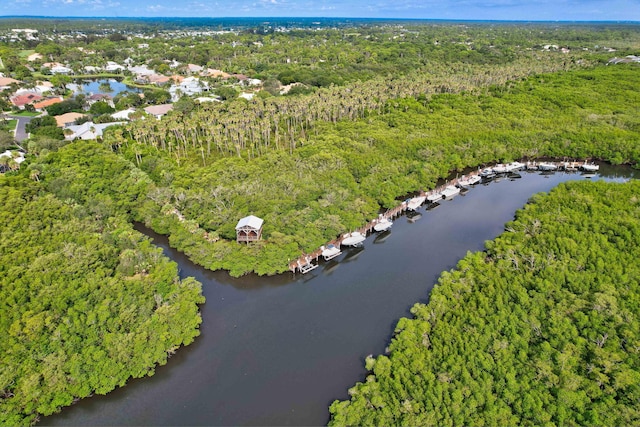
[288, 159, 599, 274]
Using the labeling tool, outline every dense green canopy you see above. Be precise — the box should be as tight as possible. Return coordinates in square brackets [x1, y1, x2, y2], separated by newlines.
[0, 176, 205, 426]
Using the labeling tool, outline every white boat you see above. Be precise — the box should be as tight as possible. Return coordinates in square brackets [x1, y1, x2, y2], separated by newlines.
[406, 196, 426, 211]
[341, 231, 366, 247]
[581, 162, 599, 172]
[373, 216, 393, 232]
[505, 161, 525, 172]
[321, 244, 342, 261]
[493, 164, 508, 174]
[538, 162, 558, 171]
[426, 191, 443, 203]
[457, 174, 481, 188]
[480, 167, 496, 180]
[441, 185, 461, 200]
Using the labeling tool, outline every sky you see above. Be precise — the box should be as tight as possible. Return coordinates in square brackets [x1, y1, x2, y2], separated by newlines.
[1, 0, 639, 21]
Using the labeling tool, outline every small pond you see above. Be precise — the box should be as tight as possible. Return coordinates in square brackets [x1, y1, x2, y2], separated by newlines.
[67, 79, 141, 97]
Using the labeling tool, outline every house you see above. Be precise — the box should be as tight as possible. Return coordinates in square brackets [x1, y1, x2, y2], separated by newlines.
[0, 76, 21, 90]
[147, 74, 172, 85]
[128, 65, 155, 76]
[111, 108, 137, 120]
[33, 97, 64, 111]
[187, 63, 204, 74]
[86, 93, 114, 108]
[243, 78, 263, 86]
[10, 92, 42, 109]
[105, 61, 125, 72]
[206, 68, 231, 79]
[144, 104, 173, 119]
[54, 112, 87, 128]
[239, 92, 254, 101]
[235, 215, 264, 243]
[64, 121, 124, 140]
[0, 150, 26, 173]
[169, 76, 209, 101]
[51, 65, 74, 74]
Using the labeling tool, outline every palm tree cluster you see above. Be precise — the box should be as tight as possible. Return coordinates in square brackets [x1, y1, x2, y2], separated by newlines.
[119, 54, 583, 163]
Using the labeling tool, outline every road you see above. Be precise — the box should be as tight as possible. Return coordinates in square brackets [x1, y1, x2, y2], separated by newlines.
[5, 113, 35, 142]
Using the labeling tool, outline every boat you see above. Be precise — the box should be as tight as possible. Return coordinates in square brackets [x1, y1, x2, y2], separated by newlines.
[457, 174, 481, 188]
[526, 162, 539, 171]
[493, 164, 508, 174]
[441, 185, 460, 200]
[561, 161, 579, 172]
[321, 244, 342, 261]
[581, 162, 599, 172]
[341, 231, 366, 247]
[505, 161, 525, 172]
[426, 191, 442, 203]
[406, 195, 426, 211]
[373, 216, 393, 232]
[480, 167, 494, 176]
[479, 167, 496, 180]
[537, 162, 558, 171]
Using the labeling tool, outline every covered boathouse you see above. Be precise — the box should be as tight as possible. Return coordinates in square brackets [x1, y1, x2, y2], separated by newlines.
[235, 215, 264, 243]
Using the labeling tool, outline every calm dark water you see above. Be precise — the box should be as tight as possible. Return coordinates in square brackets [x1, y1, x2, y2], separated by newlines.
[42, 165, 637, 426]
[68, 79, 140, 97]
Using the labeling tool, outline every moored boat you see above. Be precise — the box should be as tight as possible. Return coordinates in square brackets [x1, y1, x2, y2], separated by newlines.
[407, 195, 426, 211]
[426, 191, 443, 203]
[537, 162, 558, 171]
[480, 167, 495, 177]
[505, 161, 525, 172]
[373, 216, 393, 232]
[457, 174, 481, 188]
[441, 185, 461, 200]
[581, 161, 599, 172]
[492, 164, 508, 174]
[321, 244, 342, 261]
[341, 231, 366, 247]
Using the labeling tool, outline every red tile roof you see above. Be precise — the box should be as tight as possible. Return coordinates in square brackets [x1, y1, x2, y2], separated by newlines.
[33, 97, 63, 110]
[10, 93, 43, 107]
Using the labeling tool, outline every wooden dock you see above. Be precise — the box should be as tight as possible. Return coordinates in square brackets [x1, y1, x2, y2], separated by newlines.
[288, 159, 596, 274]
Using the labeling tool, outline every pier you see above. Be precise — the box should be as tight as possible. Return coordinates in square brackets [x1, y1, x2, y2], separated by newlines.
[288, 159, 598, 274]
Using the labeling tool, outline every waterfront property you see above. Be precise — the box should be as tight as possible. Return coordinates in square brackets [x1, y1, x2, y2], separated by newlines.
[236, 215, 264, 243]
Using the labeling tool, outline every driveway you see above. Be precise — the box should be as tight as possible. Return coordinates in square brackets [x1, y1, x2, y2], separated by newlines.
[6, 114, 35, 143]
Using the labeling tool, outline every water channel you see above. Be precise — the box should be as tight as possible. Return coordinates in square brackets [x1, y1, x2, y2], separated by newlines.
[43, 164, 637, 426]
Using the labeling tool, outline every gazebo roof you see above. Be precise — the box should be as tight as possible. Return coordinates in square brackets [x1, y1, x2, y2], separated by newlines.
[235, 215, 264, 230]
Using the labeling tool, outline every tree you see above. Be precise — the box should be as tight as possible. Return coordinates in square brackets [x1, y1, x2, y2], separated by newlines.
[216, 86, 239, 101]
[50, 74, 71, 93]
[173, 96, 196, 115]
[89, 101, 115, 116]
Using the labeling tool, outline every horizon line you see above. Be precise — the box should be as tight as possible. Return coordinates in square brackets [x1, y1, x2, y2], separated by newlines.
[0, 15, 639, 24]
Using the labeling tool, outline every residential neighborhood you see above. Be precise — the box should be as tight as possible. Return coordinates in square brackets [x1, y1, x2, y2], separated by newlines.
[0, 24, 278, 173]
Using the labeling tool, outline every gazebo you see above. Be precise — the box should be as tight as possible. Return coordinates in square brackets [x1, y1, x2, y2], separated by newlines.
[235, 215, 264, 243]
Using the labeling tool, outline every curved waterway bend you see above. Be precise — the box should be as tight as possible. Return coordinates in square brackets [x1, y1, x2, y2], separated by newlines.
[43, 165, 637, 426]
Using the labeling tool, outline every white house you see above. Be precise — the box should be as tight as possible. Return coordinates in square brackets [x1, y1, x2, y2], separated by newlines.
[105, 61, 125, 72]
[169, 76, 209, 101]
[51, 65, 74, 74]
[111, 108, 137, 120]
[235, 215, 264, 243]
[64, 121, 124, 140]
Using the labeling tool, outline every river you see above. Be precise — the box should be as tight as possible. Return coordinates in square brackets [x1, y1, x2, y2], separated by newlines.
[42, 164, 637, 426]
